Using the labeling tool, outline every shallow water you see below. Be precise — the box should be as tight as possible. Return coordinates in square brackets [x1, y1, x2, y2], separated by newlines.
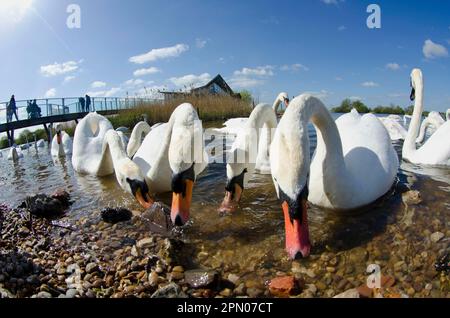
[0, 115, 449, 297]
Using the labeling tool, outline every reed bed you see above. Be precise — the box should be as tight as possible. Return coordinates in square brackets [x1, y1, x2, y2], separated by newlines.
[108, 95, 252, 128]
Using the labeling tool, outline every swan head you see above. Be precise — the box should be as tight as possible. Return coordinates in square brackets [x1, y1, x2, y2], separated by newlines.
[410, 68, 423, 101]
[270, 94, 315, 259]
[116, 159, 153, 209]
[55, 124, 63, 145]
[168, 104, 204, 226]
[278, 92, 290, 106]
[218, 163, 250, 215]
[170, 163, 196, 226]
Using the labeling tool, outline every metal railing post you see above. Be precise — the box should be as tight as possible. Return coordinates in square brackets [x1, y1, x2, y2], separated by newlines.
[115, 98, 118, 110]
[46, 99, 49, 116]
[62, 98, 65, 114]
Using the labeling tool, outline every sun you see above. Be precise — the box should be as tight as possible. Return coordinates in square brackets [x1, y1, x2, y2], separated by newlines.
[0, 0, 33, 23]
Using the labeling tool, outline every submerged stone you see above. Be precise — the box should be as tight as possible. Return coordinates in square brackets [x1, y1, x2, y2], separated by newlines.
[184, 269, 218, 288]
[101, 207, 132, 224]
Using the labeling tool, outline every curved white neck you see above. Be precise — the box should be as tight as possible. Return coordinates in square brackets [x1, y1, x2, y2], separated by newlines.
[416, 117, 431, 144]
[99, 130, 128, 176]
[274, 95, 346, 199]
[404, 81, 424, 155]
[127, 122, 151, 157]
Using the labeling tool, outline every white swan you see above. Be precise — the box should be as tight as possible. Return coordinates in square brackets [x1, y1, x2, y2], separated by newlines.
[7, 146, 23, 161]
[36, 139, 46, 148]
[127, 103, 209, 225]
[379, 115, 407, 141]
[270, 94, 399, 259]
[51, 124, 73, 157]
[402, 69, 450, 166]
[214, 92, 289, 136]
[415, 111, 445, 144]
[72, 112, 152, 207]
[218, 103, 278, 213]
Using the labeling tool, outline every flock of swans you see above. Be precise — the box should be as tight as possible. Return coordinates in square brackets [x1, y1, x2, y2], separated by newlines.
[4, 68, 450, 259]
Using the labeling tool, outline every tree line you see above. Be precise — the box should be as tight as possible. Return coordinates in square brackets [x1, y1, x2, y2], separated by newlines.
[331, 98, 430, 116]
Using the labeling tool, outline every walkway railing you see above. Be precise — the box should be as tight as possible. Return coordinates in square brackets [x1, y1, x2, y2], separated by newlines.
[0, 97, 159, 125]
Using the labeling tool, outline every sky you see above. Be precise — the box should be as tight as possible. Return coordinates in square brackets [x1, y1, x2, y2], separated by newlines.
[0, 0, 450, 112]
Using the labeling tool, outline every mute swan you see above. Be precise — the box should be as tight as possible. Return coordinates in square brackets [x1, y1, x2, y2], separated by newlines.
[379, 115, 407, 141]
[7, 146, 23, 161]
[415, 111, 445, 144]
[218, 103, 278, 214]
[72, 113, 152, 207]
[51, 124, 73, 157]
[214, 92, 289, 136]
[127, 103, 209, 226]
[402, 69, 450, 166]
[270, 94, 399, 259]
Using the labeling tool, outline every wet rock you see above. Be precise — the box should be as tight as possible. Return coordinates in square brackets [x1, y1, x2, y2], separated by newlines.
[0, 287, 15, 298]
[430, 232, 445, 243]
[23, 194, 66, 219]
[334, 289, 360, 298]
[402, 190, 422, 205]
[85, 262, 98, 274]
[66, 289, 78, 298]
[148, 272, 159, 287]
[137, 237, 154, 249]
[434, 253, 449, 273]
[184, 270, 218, 288]
[51, 189, 71, 207]
[170, 271, 184, 281]
[36, 291, 52, 298]
[172, 266, 184, 273]
[140, 202, 173, 235]
[234, 283, 246, 296]
[220, 288, 232, 297]
[246, 287, 263, 298]
[269, 276, 299, 297]
[151, 283, 187, 298]
[101, 208, 132, 224]
[227, 273, 240, 285]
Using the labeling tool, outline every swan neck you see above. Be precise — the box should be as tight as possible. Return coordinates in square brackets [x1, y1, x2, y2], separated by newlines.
[272, 98, 282, 113]
[404, 83, 424, 152]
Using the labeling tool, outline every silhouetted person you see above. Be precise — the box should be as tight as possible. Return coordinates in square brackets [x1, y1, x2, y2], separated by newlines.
[9, 95, 19, 121]
[79, 97, 86, 112]
[85, 95, 91, 112]
[32, 100, 41, 118]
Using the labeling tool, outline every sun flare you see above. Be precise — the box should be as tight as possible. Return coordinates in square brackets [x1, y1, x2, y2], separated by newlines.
[0, 0, 33, 23]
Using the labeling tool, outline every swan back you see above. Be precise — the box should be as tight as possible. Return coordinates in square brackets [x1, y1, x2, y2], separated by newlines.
[72, 113, 114, 175]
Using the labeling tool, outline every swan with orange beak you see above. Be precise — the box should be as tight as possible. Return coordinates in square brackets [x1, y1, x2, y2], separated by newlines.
[127, 103, 208, 225]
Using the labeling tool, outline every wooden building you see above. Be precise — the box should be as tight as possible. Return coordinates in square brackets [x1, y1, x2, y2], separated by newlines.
[160, 74, 240, 101]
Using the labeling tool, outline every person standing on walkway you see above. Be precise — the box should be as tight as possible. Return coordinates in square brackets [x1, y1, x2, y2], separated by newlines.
[79, 97, 86, 112]
[9, 95, 19, 121]
[85, 94, 91, 112]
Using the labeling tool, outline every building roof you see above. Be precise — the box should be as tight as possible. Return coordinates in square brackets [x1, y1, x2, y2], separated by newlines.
[160, 74, 234, 95]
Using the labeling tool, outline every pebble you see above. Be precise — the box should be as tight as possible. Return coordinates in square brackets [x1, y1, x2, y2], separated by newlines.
[430, 232, 444, 243]
[36, 291, 52, 298]
[246, 287, 263, 298]
[85, 262, 98, 274]
[227, 273, 240, 284]
[334, 289, 360, 298]
[137, 238, 153, 249]
[269, 276, 298, 297]
[66, 289, 78, 298]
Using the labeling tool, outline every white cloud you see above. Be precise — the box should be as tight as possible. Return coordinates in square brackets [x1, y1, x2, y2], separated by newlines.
[338, 25, 346, 31]
[169, 73, 211, 88]
[195, 38, 208, 49]
[133, 85, 166, 99]
[133, 67, 161, 77]
[87, 87, 121, 98]
[423, 39, 448, 59]
[91, 81, 106, 88]
[388, 93, 405, 98]
[63, 75, 76, 83]
[228, 77, 264, 89]
[386, 63, 400, 71]
[361, 81, 379, 87]
[45, 88, 56, 98]
[40, 60, 81, 77]
[321, 0, 344, 5]
[348, 96, 362, 101]
[234, 65, 275, 77]
[280, 64, 309, 72]
[304, 90, 331, 100]
[335, 76, 343, 81]
[129, 44, 189, 64]
[124, 79, 145, 87]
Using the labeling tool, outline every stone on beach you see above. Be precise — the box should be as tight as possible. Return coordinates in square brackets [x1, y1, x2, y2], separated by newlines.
[269, 276, 300, 297]
[100, 207, 132, 224]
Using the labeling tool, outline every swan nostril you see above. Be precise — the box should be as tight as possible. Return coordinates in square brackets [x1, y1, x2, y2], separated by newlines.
[174, 214, 184, 227]
[294, 251, 304, 260]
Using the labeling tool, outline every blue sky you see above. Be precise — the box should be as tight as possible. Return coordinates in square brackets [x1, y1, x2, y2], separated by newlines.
[0, 0, 449, 111]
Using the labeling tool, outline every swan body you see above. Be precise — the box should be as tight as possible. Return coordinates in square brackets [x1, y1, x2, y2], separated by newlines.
[72, 113, 151, 205]
[402, 69, 450, 166]
[214, 92, 289, 136]
[36, 139, 46, 148]
[415, 111, 445, 144]
[127, 103, 209, 225]
[270, 94, 399, 258]
[51, 124, 73, 157]
[379, 115, 407, 141]
[7, 146, 23, 161]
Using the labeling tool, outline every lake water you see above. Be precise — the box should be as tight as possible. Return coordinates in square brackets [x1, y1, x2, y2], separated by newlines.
[0, 114, 448, 297]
